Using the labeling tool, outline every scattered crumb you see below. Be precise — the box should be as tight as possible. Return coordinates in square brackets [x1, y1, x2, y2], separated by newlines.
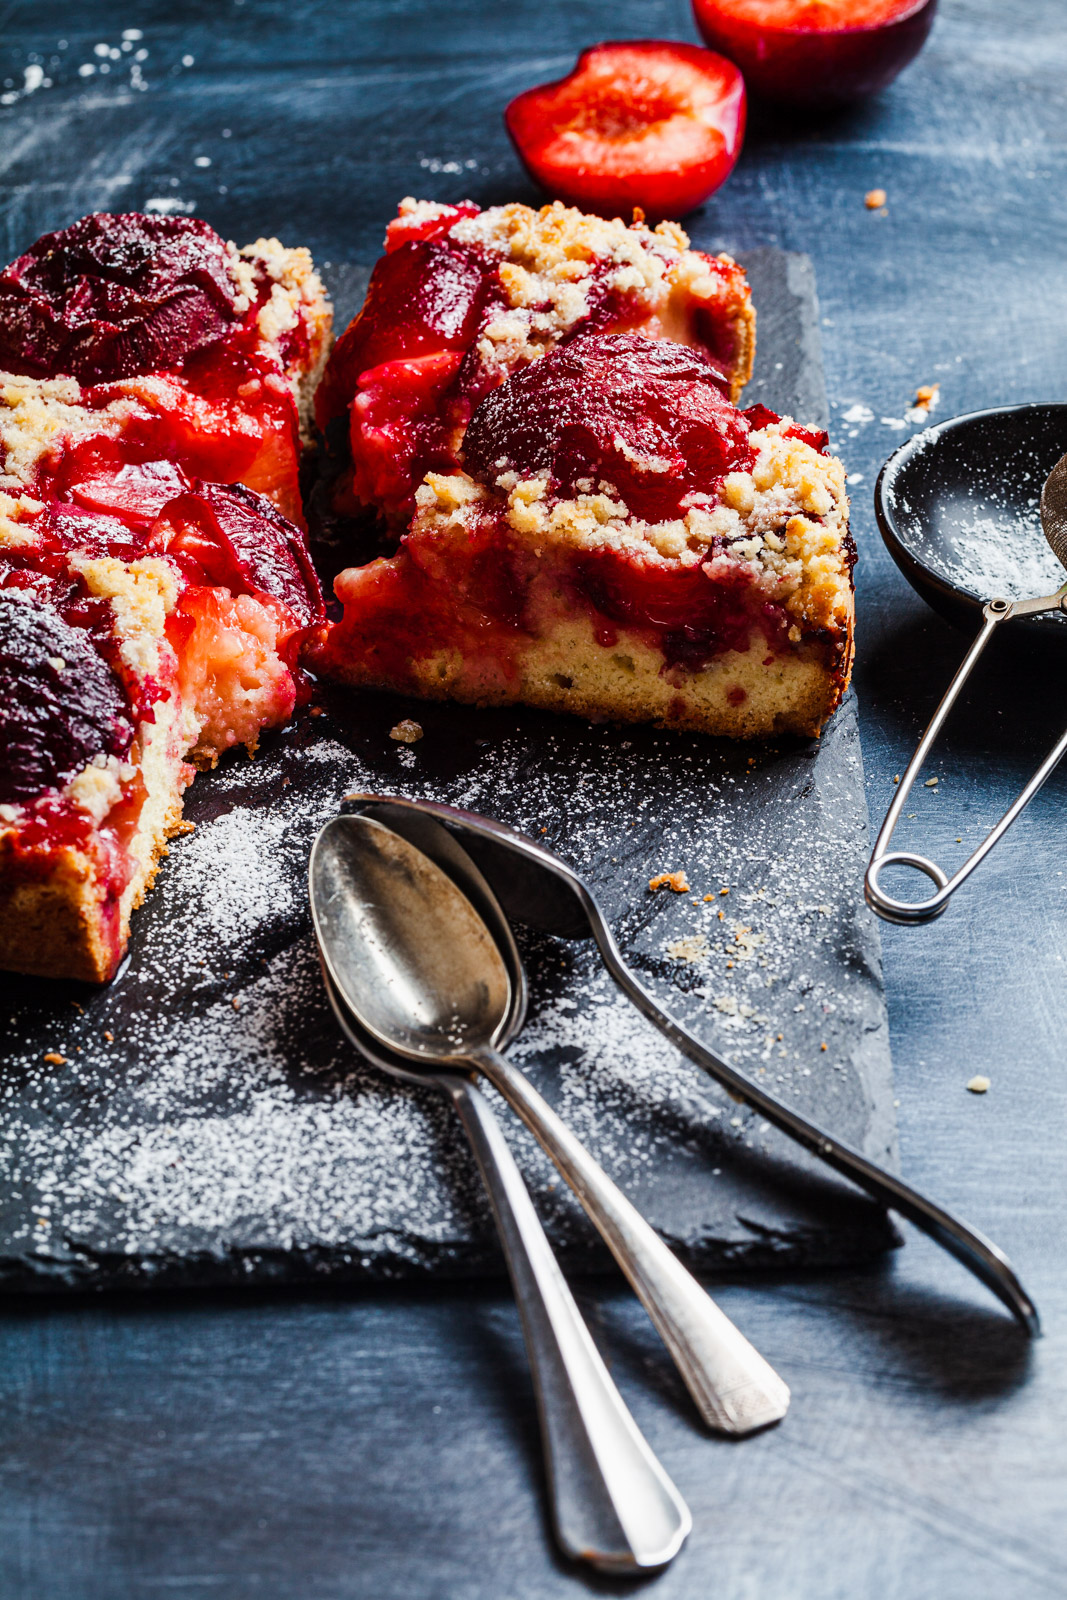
[665, 934, 708, 963]
[103, 1031, 114, 1043]
[820, 1042, 828, 1051]
[649, 871, 690, 893]
[703, 893, 714, 902]
[231, 997, 241, 1011]
[389, 719, 423, 744]
[43, 1052, 65, 1065]
[893, 774, 900, 784]
[719, 887, 730, 896]
[732, 925, 767, 961]
[924, 776, 939, 788]
[70, 1000, 83, 1012]
[865, 188, 887, 209]
[309, 706, 324, 718]
[966, 1075, 990, 1094]
[906, 381, 941, 424]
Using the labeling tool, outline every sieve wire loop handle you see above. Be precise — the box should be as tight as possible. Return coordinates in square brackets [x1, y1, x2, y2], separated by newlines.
[866, 590, 1067, 925]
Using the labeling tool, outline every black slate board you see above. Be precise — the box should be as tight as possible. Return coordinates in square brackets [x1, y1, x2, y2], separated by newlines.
[0, 250, 899, 1291]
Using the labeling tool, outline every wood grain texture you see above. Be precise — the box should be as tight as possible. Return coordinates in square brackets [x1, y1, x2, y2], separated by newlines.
[1, 0, 1066, 1596]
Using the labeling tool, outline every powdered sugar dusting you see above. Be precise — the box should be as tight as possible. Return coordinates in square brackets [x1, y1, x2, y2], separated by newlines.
[885, 441, 1067, 612]
[0, 686, 896, 1288]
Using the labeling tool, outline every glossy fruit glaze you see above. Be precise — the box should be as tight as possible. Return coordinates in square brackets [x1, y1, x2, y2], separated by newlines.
[314, 199, 750, 525]
[505, 41, 746, 219]
[326, 336, 839, 688]
[692, 0, 937, 106]
[1, 478, 323, 855]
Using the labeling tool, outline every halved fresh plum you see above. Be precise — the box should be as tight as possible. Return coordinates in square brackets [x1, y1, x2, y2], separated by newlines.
[691, 0, 937, 107]
[505, 41, 746, 218]
[0, 213, 241, 384]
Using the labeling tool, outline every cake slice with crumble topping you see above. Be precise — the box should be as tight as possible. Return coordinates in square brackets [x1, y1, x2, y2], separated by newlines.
[0, 212, 331, 981]
[318, 334, 853, 739]
[314, 197, 755, 531]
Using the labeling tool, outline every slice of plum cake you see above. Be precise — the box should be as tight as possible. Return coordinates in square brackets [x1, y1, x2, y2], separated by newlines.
[0, 212, 331, 981]
[318, 334, 854, 740]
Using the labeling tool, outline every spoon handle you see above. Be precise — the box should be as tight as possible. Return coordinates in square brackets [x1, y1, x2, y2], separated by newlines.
[470, 1050, 790, 1435]
[439, 1071, 690, 1574]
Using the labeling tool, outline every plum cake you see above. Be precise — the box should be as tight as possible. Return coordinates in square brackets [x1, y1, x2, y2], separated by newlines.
[318, 333, 854, 739]
[0, 212, 331, 981]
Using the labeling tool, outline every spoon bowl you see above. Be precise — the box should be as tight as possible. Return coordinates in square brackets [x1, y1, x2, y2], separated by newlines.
[875, 401, 1067, 632]
[309, 818, 692, 1573]
[311, 814, 509, 1061]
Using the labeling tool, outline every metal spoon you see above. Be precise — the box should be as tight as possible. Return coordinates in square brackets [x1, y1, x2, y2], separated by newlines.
[339, 794, 1039, 1335]
[311, 814, 790, 1434]
[310, 860, 690, 1573]
[868, 413, 1067, 924]
[316, 966, 689, 1574]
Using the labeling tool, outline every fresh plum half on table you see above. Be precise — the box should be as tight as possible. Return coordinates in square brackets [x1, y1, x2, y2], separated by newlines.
[692, 0, 938, 107]
[505, 41, 746, 218]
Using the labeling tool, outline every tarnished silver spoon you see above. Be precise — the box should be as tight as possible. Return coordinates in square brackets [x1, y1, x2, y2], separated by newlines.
[310, 813, 790, 1436]
[309, 828, 690, 1574]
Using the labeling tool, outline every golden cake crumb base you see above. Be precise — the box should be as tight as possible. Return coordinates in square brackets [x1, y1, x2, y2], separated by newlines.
[326, 608, 853, 740]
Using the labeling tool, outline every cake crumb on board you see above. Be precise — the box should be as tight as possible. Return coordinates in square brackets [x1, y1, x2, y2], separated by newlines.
[649, 871, 690, 892]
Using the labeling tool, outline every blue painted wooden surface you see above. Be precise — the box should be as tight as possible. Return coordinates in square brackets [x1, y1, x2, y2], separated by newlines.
[1, 1, 1065, 1594]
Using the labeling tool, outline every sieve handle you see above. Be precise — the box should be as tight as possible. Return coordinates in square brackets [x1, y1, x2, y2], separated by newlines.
[865, 590, 1067, 925]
